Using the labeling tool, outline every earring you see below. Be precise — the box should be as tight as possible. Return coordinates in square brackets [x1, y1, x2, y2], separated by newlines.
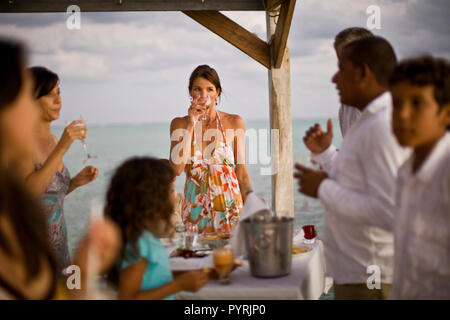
[215, 100, 218, 106]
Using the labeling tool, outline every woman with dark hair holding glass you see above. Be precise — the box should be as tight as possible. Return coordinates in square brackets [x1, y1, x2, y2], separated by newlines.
[169, 65, 253, 235]
[15, 66, 98, 271]
[0, 38, 120, 299]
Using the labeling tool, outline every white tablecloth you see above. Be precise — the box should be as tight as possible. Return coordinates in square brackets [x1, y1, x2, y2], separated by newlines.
[171, 240, 332, 300]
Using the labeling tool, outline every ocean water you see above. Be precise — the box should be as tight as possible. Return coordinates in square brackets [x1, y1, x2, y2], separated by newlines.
[51, 117, 342, 255]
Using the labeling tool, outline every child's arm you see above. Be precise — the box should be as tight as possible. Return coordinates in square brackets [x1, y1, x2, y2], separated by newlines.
[119, 258, 208, 300]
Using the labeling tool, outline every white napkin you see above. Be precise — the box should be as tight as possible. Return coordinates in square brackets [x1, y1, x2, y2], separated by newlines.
[231, 192, 269, 257]
[293, 228, 305, 244]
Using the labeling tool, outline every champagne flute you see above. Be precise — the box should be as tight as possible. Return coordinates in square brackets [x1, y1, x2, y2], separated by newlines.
[76, 115, 97, 164]
[201, 95, 212, 121]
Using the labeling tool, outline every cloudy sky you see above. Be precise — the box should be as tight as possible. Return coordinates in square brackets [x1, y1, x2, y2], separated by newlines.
[1, 0, 449, 125]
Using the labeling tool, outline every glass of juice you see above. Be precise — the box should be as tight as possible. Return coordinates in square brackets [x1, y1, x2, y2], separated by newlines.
[213, 247, 234, 284]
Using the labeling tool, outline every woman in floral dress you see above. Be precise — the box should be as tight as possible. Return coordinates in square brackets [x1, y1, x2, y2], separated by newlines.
[169, 65, 253, 234]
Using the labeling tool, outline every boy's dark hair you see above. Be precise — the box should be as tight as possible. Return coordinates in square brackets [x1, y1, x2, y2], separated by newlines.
[104, 157, 176, 286]
[343, 36, 397, 87]
[334, 27, 374, 51]
[390, 55, 450, 131]
[389, 55, 450, 110]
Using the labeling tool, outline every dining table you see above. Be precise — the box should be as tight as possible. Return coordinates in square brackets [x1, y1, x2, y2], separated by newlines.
[166, 240, 333, 300]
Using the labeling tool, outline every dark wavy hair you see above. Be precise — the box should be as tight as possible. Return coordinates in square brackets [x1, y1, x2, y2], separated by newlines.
[104, 157, 175, 285]
[28, 66, 59, 99]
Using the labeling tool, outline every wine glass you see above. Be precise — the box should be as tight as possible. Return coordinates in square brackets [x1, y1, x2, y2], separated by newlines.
[76, 115, 97, 164]
[201, 95, 212, 121]
[186, 222, 199, 249]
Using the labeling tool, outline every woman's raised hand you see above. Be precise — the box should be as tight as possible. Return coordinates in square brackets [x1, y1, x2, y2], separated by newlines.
[187, 95, 206, 125]
[73, 166, 98, 188]
[57, 120, 87, 153]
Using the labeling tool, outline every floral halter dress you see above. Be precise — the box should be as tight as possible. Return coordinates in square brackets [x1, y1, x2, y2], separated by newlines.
[182, 111, 243, 234]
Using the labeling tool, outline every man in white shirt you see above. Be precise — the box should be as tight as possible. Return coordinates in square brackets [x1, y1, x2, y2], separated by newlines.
[304, 28, 373, 155]
[389, 56, 450, 299]
[335, 28, 374, 138]
[294, 37, 410, 299]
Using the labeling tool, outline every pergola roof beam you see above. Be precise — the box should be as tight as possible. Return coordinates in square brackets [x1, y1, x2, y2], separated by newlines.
[0, 0, 265, 13]
[272, 0, 296, 68]
[183, 10, 270, 69]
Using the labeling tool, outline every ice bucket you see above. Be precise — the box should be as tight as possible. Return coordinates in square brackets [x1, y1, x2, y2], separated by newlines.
[242, 210, 293, 278]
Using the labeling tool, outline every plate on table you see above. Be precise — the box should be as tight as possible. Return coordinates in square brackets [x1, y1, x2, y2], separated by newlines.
[170, 248, 212, 259]
[198, 232, 230, 249]
[292, 243, 313, 259]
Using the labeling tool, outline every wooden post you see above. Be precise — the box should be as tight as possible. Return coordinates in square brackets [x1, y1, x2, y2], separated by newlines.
[266, 6, 294, 218]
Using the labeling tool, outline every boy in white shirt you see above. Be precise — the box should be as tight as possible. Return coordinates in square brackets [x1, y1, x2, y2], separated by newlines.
[389, 56, 450, 299]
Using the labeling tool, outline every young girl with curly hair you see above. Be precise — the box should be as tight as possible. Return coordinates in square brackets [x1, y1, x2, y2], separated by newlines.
[105, 157, 208, 300]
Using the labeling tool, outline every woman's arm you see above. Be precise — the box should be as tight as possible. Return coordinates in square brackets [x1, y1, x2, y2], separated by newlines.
[15, 121, 86, 196]
[15, 143, 66, 197]
[232, 115, 253, 203]
[118, 259, 208, 300]
[169, 99, 206, 176]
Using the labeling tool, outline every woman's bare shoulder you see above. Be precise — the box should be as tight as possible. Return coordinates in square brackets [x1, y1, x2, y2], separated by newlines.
[219, 111, 244, 128]
[170, 116, 189, 129]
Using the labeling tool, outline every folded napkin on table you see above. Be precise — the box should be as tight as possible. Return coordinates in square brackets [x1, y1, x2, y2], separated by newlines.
[231, 192, 269, 257]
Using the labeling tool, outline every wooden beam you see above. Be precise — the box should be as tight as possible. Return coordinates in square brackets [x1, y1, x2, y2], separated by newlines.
[266, 8, 294, 218]
[183, 11, 270, 69]
[272, 0, 296, 68]
[265, 0, 284, 11]
[0, 0, 265, 13]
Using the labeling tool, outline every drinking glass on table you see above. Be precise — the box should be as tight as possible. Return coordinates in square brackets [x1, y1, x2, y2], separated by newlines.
[213, 247, 234, 285]
[175, 220, 187, 249]
[302, 225, 317, 244]
[74, 115, 97, 164]
[186, 222, 199, 249]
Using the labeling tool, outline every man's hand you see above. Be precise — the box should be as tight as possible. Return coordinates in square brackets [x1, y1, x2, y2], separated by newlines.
[294, 164, 328, 198]
[303, 118, 333, 154]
